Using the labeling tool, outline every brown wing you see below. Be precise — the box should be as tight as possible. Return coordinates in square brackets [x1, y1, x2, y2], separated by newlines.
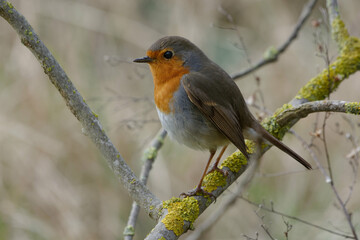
[182, 72, 249, 158]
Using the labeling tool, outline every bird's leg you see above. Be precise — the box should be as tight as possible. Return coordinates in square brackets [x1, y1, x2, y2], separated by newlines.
[207, 145, 229, 176]
[180, 150, 216, 198]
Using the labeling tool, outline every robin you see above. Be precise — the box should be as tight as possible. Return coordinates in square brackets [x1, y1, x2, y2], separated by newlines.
[134, 36, 311, 196]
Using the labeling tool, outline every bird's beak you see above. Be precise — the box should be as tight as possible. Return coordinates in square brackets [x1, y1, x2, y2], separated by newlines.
[133, 56, 153, 63]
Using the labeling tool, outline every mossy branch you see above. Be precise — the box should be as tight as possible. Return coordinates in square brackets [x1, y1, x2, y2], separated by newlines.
[294, 15, 360, 104]
[276, 101, 360, 126]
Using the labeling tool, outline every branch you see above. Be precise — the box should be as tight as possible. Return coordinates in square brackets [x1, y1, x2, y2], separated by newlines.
[231, 0, 318, 80]
[0, 0, 161, 219]
[326, 0, 339, 26]
[293, 5, 359, 105]
[276, 100, 360, 126]
[124, 129, 167, 240]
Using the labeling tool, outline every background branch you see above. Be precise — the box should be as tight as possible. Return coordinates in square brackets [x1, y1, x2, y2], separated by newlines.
[0, 0, 161, 219]
[240, 197, 355, 239]
[231, 0, 318, 80]
[124, 129, 167, 240]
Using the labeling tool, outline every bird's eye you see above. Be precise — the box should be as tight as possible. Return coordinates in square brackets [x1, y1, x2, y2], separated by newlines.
[163, 51, 173, 59]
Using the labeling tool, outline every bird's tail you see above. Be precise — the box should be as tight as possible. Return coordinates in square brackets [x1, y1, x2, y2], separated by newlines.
[251, 122, 312, 170]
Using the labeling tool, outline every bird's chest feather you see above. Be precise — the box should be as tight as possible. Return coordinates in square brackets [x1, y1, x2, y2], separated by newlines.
[156, 84, 228, 150]
[151, 60, 189, 114]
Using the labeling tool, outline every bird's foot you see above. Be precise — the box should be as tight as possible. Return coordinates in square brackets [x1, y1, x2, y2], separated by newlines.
[207, 164, 229, 177]
[180, 186, 215, 200]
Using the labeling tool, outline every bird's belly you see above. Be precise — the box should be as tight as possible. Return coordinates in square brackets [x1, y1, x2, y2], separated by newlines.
[156, 89, 228, 151]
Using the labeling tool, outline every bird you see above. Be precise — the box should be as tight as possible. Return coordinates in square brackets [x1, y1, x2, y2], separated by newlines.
[133, 36, 311, 196]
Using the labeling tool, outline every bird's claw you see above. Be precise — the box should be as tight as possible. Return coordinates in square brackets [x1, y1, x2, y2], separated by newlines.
[207, 165, 229, 177]
[180, 187, 216, 201]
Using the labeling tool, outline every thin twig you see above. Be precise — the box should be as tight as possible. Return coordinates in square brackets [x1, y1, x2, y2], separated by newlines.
[231, 0, 318, 80]
[261, 224, 275, 240]
[341, 118, 360, 206]
[322, 1, 359, 238]
[290, 129, 330, 180]
[242, 232, 259, 240]
[283, 217, 293, 240]
[329, 179, 359, 240]
[217, 5, 255, 77]
[124, 129, 167, 240]
[241, 197, 355, 239]
[321, 114, 358, 239]
[321, 112, 333, 182]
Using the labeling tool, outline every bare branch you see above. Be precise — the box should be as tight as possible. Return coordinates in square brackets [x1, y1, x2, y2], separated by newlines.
[340, 119, 360, 206]
[241, 197, 355, 239]
[328, 180, 358, 240]
[0, 0, 162, 219]
[124, 129, 167, 240]
[261, 224, 275, 240]
[231, 0, 318, 80]
[324, 2, 359, 238]
[289, 130, 329, 179]
[326, 0, 339, 24]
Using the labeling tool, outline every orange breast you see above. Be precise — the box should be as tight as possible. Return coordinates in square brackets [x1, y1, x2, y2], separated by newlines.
[149, 57, 189, 113]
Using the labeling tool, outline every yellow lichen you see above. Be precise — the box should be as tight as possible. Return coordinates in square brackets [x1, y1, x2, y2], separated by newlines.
[123, 225, 135, 236]
[263, 46, 278, 60]
[331, 17, 350, 50]
[145, 147, 157, 160]
[296, 18, 360, 102]
[273, 103, 293, 116]
[6, 1, 14, 9]
[345, 102, 360, 115]
[157, 135, 165, 144]
[92, 111, 98, 118]
[202, 171, 226, 193]
[220, 140, 253, 173]
[46, 66, 52, 73]
[161, 197, 199, 236]
[262, 103, 296, 140]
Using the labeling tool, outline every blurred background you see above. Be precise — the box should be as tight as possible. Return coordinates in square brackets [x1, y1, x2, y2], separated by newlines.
[0, 0, 360, 239]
